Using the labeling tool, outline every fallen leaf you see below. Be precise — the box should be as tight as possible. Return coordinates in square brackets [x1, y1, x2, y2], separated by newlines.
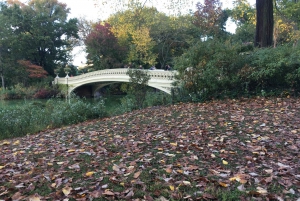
[256, 187, 268, 195]
[28, 194, 41, 201]
[103, 190, 114, 196]
[169, 185, 175, 191]
[222, 160, 228, 165]
[165, 168, 172, 173]
[218, 182, 229, 187]
[85, 171, 95, 177]
[62, 186, 72, 196]
[112, 164, 120, 172]
[170, 142, 177, 146]
[237, 184, 246, 192]
[133, 171, 141, 178]
[182, 181, 191, 186]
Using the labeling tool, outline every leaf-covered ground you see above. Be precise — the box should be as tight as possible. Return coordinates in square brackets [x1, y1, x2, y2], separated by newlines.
[0, 97, 299, 201]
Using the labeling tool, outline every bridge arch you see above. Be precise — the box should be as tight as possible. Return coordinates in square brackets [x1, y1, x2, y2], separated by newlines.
[53, 68, 177, 96]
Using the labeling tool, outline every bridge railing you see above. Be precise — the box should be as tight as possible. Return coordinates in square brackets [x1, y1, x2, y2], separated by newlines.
[54, 68, 177, 84]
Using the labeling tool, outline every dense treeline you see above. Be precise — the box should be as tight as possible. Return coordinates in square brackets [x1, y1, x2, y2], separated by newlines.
[1, 0, 300, 101]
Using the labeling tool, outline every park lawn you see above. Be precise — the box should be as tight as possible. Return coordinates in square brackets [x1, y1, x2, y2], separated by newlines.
[0, 97, 299, 200]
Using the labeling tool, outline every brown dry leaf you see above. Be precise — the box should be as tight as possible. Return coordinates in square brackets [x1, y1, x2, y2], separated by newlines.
[256, 187, 268, 195]
[27, 193, 41, 201]
[11, 192, 23, 200]
[90, 190, 102, 198]
[133, 171, 142, 179]
[112, 164, 120, 172]
[103, 190, 114, 196]
[165, 168, 172, 173]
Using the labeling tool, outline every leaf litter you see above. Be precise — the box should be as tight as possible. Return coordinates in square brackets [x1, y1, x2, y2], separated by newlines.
[0, 97, 299, 200]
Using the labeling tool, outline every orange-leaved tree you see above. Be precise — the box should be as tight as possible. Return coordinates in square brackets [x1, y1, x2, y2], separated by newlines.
[18, 60, 48, 79]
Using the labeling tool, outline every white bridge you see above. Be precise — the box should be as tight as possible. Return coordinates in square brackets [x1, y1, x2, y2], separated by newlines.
[53, 68, 177, 96]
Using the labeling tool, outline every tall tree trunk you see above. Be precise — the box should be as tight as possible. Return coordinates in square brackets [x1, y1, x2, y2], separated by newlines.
[255, 0, 274, 47]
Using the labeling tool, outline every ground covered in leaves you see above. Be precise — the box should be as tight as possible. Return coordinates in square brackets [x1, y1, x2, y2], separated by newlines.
[0, 97, 299, 201]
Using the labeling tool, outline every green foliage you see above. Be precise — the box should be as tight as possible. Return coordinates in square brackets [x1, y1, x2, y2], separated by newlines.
[145, 91, 172, 107]
[0, 0, 78, 77]
[175, 39, 300, 100]
[0, 98, 108, 140]
[126, 69, 151, 109]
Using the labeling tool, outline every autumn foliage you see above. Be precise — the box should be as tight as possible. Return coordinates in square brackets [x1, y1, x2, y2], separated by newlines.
[85, 22, 126, 69]
[17, 60, 48, 79]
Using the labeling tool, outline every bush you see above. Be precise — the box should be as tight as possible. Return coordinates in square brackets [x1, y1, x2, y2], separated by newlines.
[33, 88, 58, 99]
[174, 39, 300, 101]
[0, 97, 108, 140]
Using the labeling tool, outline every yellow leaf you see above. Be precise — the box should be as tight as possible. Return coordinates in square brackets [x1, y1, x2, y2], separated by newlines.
[62, 186, 72, 196]
[133, 171, 141, 178]
[177, 169, 183, 174]
[170, 142, 177, 146]
[67, 149, 76, 153]
[1, 141, 10, 146]
[157, 148, 164, 151]
[13, 140, 20, 145]
[47, 163, 53, 166]
[120, 182, 125, 187]
[0, 165, 5, 169]
[219, 182, 229, 187]
[85, 171, 95, 177]
[222, 160, 228, 165]
[182, 181, 191, 186]
[169, 185, 175, 191]
[56, 162, 64, 165]
[211, 154, 216, 158]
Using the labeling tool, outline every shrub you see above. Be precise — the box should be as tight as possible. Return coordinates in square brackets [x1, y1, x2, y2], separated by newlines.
[0, 97, 108, 140]
[34, 88, 58, 99]
[174, 39, 300, 101]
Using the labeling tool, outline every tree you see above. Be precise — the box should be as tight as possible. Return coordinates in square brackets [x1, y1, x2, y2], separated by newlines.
[0, 0, 78, 76]
[85, 22, 127, 70]
[108, 6, 159, 67]
[230, 0, 256, 43]
[274, 0, 300, 46]
[255, 0, 273, 47]
[193, 0, 227, 38]
[126, 69, 150, 109]
[17, 60, 48, 79]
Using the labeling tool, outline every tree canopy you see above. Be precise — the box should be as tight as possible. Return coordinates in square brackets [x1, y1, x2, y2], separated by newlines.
[0, 0, 78, 78]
